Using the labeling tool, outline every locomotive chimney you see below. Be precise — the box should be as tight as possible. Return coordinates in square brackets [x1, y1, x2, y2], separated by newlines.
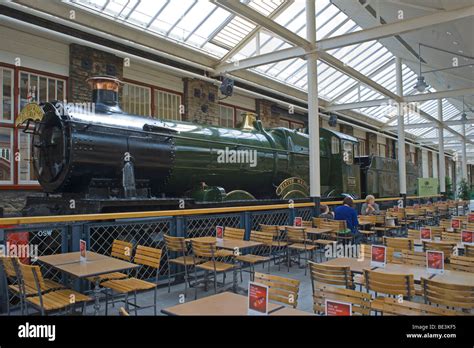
[87, 76, 123, 113]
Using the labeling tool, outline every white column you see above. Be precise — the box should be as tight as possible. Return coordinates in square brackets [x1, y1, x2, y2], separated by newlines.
[462, 123, 468, 180]
[438, 99, 446, 193]
[306, 0, 320, 198]
[396, 57, 407, 195]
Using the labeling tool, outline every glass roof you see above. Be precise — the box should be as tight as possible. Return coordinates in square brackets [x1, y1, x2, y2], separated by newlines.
[67, 0, 467, 148]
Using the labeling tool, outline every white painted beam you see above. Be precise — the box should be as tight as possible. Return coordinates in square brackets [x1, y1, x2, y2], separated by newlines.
[317, 5, 474, 51]
[212, 0, 312, 49]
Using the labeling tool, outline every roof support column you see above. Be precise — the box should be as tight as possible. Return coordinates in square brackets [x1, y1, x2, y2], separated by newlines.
[306, 0, 320, 210]
[396, 57, 407, 197]
[438, 99, 446, 195]
[462, 123, 468, 180]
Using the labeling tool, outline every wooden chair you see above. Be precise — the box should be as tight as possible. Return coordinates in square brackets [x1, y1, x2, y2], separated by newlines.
[440, 220, 452, 230]
[442, 231, 462, 242]
[358, 215, 377, 243]
[260, 224, 288, 270]
[383, 237, 414, 252]
[102, 245, 163, 315]
[430, 226, 444, 240]
[371, 297, 461, 316]
[164, 234, 202, 296]
[422, 241, 457, 260]
[301, 220, 312, 228]
[358, 244, 394, 263]
[308, 261, 354, 292]
[312, 217, 327, 228]
[327, 220, 353, 244]
[465, 244, 474, 257]
[313, 284, 371, 316]
[88, 239, 133, 283]
[421, 277, 474, 312]
[191, 240, 235, 299]
[236, 230, 273, 280]
[448, 255, 474, 273]
[313, 221, 337, 262]
[363, 269, 415, 300]
[18, 263, 91, 315]
[0, 257, 65, 315]
[286, 227, 316, 275]
[401, 250, 426, 267]
[223, 227, 245, 240]
[254, 272, 300, 308]
[407, 229, 420, 240]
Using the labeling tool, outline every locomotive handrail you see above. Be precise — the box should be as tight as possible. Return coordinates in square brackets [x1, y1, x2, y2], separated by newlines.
[0, 194, 443, 226]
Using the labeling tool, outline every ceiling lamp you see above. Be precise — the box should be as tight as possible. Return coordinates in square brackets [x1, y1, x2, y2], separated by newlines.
[414, 76, 429, 93]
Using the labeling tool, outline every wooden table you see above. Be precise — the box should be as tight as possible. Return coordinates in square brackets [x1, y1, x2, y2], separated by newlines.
[269, 307, 314, 316]
[186, 236, 262, 250]
[322, 257, 474, 285]
[38, 251, 108, 266]
[186, 237, 263, 293]
[161, 292, 283, 315]
[38, 252, 138, 315]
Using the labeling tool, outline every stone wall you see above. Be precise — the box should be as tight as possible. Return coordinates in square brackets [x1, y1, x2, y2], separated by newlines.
[0, 190, 43, 217]
[69, 44, 124, 103]
[183, 78, 219, 125]
[255, 99, 280, 128]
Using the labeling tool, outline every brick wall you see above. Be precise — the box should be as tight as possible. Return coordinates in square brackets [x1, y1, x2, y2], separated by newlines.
[255, 99, 280, 128]
[69, 44, 124, 103]
[339, 124, 354, 136]
[183, 78, 219, 125]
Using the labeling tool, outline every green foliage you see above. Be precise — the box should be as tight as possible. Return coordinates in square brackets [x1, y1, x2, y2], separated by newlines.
[445, 177, 454, 199]
[457, 178, 471, 201]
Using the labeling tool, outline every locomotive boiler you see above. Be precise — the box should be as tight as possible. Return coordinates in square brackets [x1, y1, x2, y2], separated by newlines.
[17, 76, 361, 215]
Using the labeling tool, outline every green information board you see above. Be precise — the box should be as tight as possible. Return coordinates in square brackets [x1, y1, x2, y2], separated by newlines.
[417, 178, 439, 196]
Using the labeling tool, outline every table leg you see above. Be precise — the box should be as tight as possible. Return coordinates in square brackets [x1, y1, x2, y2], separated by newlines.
[93, 278, 101, 315]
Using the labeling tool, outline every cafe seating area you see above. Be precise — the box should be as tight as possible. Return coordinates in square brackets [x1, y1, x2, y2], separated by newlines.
[1, 199, 473, 316]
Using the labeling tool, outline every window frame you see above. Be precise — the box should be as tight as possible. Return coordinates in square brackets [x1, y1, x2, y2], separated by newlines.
[219, 102, 256, 128]
[0, 62, 68, 189]
[122, 78, 183, 121]
[280, 117, 305, 130]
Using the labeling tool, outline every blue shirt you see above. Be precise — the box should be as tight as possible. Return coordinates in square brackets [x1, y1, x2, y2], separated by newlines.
[334, 205, 359, 234]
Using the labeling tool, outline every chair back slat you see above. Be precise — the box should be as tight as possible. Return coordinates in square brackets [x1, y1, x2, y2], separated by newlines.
[312, 218, 327, 228]
[364, 269, 415, 299]
[191, 240, 216, 258]
[383, 237, 414, 252]
[401, 250, 426, 267]
[449, 255, 474, 273]
[308, 261, 353, 289]
[224, 227, 245, 240]
[254, 272, 300, 308]
[164, 235, 186, 253]
[421, 277, 474, 310]
[372, 297, 461, 316]
[0, 257, 19, 278]
[286, 227, 306, 243]
[358, 244, 394, 263]
[134, 245, 162, 269]
[313, 284, 371, 316]
[249, 231, 273, 245]
[111, 240, 133, 261]
[442, 231, 461, 242]
[422, 241, 456, 260]
[19, 262, 45, 291]
[466, 244, 474, 257]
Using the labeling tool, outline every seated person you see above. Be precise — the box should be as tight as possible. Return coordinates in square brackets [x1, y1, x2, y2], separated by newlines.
[319, 205, 334, 219]
[361, 195, 380, 215]
[335, 196, 361, 243]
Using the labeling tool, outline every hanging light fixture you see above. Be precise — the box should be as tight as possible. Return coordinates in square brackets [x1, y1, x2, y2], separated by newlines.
[413, 43, 430, 92]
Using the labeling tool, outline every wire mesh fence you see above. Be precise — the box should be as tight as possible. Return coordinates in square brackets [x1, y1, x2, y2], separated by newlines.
[184, 214, 241, 239]
[86, 218, 172, 281]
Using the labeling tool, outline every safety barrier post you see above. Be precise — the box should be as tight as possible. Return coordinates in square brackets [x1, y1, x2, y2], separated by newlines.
[288, 207, 296, 226]
[242, 212, 251, 240]
[70, 223, 85, 291]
